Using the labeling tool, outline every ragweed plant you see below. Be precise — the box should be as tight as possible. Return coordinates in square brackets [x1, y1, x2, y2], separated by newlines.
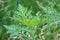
[14, 4, 41, 28]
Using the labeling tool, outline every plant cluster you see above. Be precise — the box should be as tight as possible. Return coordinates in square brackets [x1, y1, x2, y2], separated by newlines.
[0, 0, 60, 40]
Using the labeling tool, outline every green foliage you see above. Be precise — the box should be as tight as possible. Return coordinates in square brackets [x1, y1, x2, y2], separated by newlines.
[14, 4, 41, 28]
[0, 0, 60, 40]
[0, 0, 17, 40]
[4, 24, 36, 40]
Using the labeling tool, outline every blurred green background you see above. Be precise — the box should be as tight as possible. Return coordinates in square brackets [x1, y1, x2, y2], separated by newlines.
[0, 0, 60, 40]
